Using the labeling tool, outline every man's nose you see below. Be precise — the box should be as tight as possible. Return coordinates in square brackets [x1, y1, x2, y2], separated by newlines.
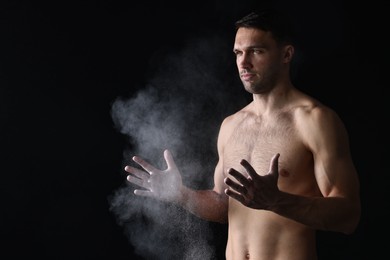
[238, 54, 251, 69]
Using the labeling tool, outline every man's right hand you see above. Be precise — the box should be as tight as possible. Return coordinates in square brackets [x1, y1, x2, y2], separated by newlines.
[124, 149, 183, 203]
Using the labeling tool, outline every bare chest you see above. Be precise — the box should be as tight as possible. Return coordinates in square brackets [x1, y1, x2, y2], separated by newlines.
[225, 114, 311, 173]
[222, 114, 317, 195]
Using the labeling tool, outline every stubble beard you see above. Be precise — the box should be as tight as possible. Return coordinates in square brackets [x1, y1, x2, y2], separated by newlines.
[243, 72, 277, 95]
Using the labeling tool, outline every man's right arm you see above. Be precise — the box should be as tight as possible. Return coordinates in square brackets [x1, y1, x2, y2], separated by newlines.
[126, 151, 229, 223]
[125, 119, 230, 223]
[178, 118, 232, 223]
[179, 187, 228, 223]
[178, 159, 228, 223]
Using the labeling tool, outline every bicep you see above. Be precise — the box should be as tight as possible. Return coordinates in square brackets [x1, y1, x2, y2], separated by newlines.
[213, 159, 228, 194]
[212, 118, 231, 195]
[314, 152, 359, 199]
[303, 107, 360, 198]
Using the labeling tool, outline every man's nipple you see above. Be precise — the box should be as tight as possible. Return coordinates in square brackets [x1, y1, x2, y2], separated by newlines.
[280, 168, 290, 177]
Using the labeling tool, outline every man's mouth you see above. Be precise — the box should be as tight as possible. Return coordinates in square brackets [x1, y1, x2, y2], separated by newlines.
[241, 73, 256, 81]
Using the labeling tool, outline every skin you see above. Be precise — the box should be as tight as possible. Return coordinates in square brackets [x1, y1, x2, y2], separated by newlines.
[125, 27, 361, 260]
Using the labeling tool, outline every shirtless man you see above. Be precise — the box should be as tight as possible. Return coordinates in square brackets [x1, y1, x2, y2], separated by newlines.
[124, 9, 361, 260]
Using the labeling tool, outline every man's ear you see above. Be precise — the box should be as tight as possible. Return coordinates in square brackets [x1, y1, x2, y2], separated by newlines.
[283, 45, 294, 63]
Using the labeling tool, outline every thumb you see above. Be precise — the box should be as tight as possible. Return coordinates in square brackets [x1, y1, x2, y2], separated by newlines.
[269, 153, 280, 174]
[164, 149, 178, 170]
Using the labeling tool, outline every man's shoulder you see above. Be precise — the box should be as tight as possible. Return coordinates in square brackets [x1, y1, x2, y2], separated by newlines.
[293, 98, 343, 136]
[293, 99, 337, 121]
[290, 90, 336, 117]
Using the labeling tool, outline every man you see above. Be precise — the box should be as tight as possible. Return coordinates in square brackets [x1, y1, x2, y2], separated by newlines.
[124, 9, 361, 260]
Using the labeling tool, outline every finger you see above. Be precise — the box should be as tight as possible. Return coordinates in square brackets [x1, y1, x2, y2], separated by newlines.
[240, 159, 258, 180]
[127, 175, 151, 190]
[224, 188, 246, 204]
[224, 177, 247, 194]
[134, 189, 153, 197]
[269, 153, 280, 173]
[132, 155, 159, 173]
[164, 149, 178, 170]
[124, 165, 150, 179]
[227, 168, 251, 186]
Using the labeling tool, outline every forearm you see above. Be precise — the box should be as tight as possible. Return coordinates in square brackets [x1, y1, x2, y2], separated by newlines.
[177, 186, 228, 223]
[272, 191, 361, 234]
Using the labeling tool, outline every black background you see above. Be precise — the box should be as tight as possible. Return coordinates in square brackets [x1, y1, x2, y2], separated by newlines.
[1, 0, 387, 259]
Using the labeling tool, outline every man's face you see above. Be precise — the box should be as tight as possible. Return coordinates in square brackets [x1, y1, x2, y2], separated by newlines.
[233, 27, 284, 94]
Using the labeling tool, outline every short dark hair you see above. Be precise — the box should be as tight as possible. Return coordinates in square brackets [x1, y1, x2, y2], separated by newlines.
[235, 9, 295, 45]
